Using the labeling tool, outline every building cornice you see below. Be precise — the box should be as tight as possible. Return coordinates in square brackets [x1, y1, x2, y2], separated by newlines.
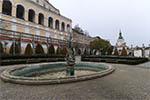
[26, 0, 72, 22]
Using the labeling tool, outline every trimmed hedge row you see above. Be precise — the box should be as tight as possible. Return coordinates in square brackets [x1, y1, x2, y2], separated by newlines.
[0, 54, 65, 60]
[81, 55, 149, 65]
[0, 55, 65, 66]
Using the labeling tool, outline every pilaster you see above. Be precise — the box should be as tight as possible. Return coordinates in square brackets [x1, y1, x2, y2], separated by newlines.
[0, 1, 2, 13]
[12, 6, 16, 17]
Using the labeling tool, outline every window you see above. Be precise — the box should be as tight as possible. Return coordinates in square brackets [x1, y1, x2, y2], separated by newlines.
[36, 0, 39, 3]
[55, 20, 59, 30]
[16, 5, 25, 20]
[67, 24, 71, 32]
[61, 22, 65, 32]
[2, 0, 12, 16]
[38, 13, 44, 25]
[48, 17, 53, 28]
[28, 9, 35, 22]
[43, 3, 46, 8]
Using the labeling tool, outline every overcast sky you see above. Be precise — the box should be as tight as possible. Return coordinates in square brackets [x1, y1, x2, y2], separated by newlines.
[50, 0, 150, 47]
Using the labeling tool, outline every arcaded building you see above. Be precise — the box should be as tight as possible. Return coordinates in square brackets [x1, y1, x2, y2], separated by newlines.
[0, 0, 72, 54]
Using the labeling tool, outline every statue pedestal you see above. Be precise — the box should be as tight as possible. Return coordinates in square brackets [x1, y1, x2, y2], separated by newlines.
[66, 65, 75, 76]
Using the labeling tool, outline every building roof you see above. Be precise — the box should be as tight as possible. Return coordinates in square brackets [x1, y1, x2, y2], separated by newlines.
[44, 0, 59, 13]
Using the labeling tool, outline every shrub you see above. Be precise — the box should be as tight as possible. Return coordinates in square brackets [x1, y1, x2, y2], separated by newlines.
[24, 44, 33, 55]
[56, 47, 61, 55]
[48, 44, 55, 55]
[114, 48, 119, 56]
[0, 42, 4, 54]
[61, 47, 67, 55]
[35, 43, 45, 54]
[84, 49, 87, 55]
[90, 49, 93, 55]
[94, 50, 97, 55]
[78, 49, 81, 55]
[121, 47, 128, 56]
[9, 42, 20, 55]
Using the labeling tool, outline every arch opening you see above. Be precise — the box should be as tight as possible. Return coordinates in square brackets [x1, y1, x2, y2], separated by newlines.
[61, 22, 65, 32]
[35, 43, 45, 54]
[2, 0, 12, 16]
[38, 13, 44, 25]
[48, 17, 53, 28]
[9, 42, 20, 55]
[16, 5, 25, 20]
[28, 9, 35, 22]
[67, 24, 70, 32]
[55, 20, 59, 30]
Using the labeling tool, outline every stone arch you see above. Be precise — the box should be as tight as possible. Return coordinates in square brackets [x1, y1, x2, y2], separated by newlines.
[38, 13, 44, 25]
[28, 9, 35, 22]
[24, 43, 33, 55]
[2, 0, 12, 16]
[9, 42, 20, 55]
[16, 4, 25, 20]
[61, 22, 65, 32]
[55, 20, 60, 30]
[0, 42, 4, 54]
[48, 17, 53, 28]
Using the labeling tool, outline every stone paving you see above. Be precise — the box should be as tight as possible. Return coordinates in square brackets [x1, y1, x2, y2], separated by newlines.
[0, 61, 150, 100]
[137, 61, 150, 69]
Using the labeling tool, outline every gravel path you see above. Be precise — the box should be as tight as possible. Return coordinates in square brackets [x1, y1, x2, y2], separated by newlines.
[0, 63, 150, 100]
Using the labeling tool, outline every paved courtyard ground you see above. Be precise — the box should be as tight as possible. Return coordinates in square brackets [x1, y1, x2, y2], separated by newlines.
[0, 62, 150, 100]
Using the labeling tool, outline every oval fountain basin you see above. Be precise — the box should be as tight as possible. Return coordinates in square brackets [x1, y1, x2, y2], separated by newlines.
[0, 62, 115, 85]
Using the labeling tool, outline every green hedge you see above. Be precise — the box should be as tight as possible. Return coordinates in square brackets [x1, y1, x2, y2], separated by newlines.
[0, 58, 65, 66]
[81, 55, 148, 65]
[1, 54, 65, 60]
[0, 55, 66, 66]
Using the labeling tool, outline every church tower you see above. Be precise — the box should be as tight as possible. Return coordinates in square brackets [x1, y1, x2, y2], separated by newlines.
[116, 30, 126, 47]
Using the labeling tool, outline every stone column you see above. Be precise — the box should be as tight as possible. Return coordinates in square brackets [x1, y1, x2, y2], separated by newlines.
[25, 9, 28, 21]
[35, 13, 38, 24]
[45, 17, 48, 27]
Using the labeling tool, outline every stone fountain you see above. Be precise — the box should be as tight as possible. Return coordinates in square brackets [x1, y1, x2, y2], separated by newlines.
[0, 35, 115, 85]
[66, 35, 75, 76]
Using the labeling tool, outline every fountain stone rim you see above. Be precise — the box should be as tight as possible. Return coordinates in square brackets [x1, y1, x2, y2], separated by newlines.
[0, 62, 115, 85]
